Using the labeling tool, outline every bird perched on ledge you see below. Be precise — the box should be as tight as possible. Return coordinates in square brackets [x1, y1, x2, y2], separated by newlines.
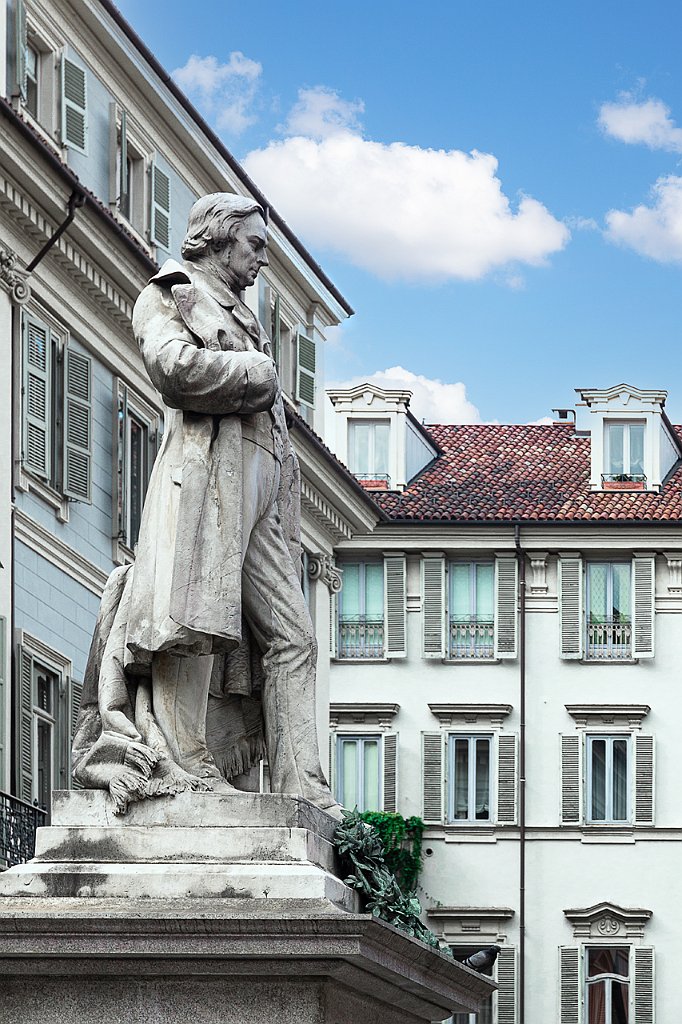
[462, 945, 501, 974]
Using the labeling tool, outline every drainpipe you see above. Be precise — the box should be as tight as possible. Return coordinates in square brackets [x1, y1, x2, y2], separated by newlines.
[26, 190, 85, 273]
[514, 523, 526, 1024]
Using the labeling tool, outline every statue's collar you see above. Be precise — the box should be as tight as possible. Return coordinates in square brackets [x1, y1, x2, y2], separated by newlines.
[150, 259, 241, 309]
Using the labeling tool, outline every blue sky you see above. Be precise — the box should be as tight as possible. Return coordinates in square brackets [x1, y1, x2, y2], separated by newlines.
[117, 0, 682, 424]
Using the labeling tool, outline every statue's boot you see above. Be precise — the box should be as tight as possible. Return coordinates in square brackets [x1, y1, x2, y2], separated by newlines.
[152, 651, 235, 789]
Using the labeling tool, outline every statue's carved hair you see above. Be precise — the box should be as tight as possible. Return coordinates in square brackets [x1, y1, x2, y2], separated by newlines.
[182, 192, 265, 261]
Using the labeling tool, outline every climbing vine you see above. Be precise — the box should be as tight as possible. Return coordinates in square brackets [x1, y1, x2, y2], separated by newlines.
[358, 810, 424, 892]
[334, 809, 449, 954]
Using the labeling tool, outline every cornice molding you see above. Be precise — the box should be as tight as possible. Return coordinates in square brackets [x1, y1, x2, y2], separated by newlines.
[565, 704, 650, 729]
[429, 703, 513, 729]
[329, 703, 400, 730]
[564, 901, 652, 941]
[426, 906, 514, 942]
[15, 508, 109, 597]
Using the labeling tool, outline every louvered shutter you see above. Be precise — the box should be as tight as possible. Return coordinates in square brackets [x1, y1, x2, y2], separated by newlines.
[17, 647, 34, 804]
[422, 732, 445, 823]
[382, 733, 398, 813]
[61, 56, 87, 153]
[328, 733, 336, 797]
[296, 331, 316, 409]
[421, 555, 446, 658]
[497, 734, 518, 825]
[634, 946, 654, 1024]
[115, 381, 128, 544]
[69, 678, 83, 789]
[23, 314, 51, 480]
[329, 587, 338, 659]
[272, 293, 281, 367]
[150, 160, 171, 249]
[634, 734, 654, 825]
[14, 0, 27, 98]
[63, 348, 92, 502]
[633, 556, 655, 659]
[118, 108, 130, 218]
[561, 734, 582, 824]
[559, 555, 583, 659]
[384, 554, 407, 658]
[559, 947, 580, 1024]
[494, 556, 518, 659]
[496, 946, 517, 1024]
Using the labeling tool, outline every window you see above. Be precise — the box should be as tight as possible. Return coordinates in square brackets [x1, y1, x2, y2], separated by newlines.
[586, 736, 630, 824]
[449, 562, 494, 659]
[335, 735, 381, 812]
[586, 562, 631, 660]
[337, 562, 384, 658]
[21, 310, 92, 503]
[115, 382, 162, 551]
[585, 947, 630, 1024]
[605, 421, 645, 482]
[348, 420, 390, 483]
[448, 735, 491, 823]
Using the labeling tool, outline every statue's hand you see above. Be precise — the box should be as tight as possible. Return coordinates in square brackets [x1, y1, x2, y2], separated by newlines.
[123, 741, 159, 778]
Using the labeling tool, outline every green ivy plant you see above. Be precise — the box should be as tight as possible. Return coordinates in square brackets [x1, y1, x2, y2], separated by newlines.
[333, 808, 450, 955]
[358, 810, 424, 892]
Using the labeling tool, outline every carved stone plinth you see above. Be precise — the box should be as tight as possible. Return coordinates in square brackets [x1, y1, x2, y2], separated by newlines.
[0, 792, 495, 1023]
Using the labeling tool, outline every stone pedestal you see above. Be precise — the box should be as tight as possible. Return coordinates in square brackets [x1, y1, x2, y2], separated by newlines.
[0, 792, 495, 1023]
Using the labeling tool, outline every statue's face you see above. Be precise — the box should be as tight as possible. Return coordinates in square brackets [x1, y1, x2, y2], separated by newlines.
[218, 211, 269, 290]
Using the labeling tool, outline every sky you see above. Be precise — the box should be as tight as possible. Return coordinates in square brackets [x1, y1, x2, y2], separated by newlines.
[116, 0, 682, 425]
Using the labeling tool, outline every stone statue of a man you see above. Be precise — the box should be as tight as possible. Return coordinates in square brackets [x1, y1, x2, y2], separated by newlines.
[71, 194, 340, 819]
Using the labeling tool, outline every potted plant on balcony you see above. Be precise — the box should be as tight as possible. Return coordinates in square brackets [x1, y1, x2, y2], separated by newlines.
[602, 474, 646, 491]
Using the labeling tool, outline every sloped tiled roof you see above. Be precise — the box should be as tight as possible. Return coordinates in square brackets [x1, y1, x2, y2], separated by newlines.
[373, 423, 682, 523]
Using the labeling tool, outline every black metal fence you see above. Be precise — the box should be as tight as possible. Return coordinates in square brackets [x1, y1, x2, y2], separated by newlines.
[0, 790, 47, 868]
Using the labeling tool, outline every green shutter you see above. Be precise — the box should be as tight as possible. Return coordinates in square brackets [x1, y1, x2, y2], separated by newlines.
[119, 108, 130, 218]
[382, 733, 398, 813]
[272, 293, 281, 367]
[14, 0, 27, 99]
[17, 647, 34, 804]
[61, 56, 87, 153]
[150, 160, 171, 249]
[22, 313, 52, 480]
[69, 678, 83, 789]
[296, 330, 316, 408]
[63, 348, 92, 502]
[116, 381, 129, 544]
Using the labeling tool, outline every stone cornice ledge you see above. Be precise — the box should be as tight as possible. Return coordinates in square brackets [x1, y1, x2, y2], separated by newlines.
[565, 704, 651, 729]
[330, 703, 400, 729]
[429, 704, 513, 729]
[564, 901, 652, 941]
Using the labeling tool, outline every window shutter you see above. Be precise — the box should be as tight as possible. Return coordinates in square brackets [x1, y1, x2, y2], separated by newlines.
[328, 733, 336, 797]
[497, 734, 518, 825]
[634, 734, 654, 825]
[422, 732, 445, 823]
[559, 947, 580, 1024]
[150, 160, 171, 250]
[69, 678, 83, 790]
[561, 734, 582, 824]
[17, 647, 34, 804]
[384, 554, 407, 658]
[421, 555, 446, 658]
[272, 293, 281, 367]
[118, 108, 130, 218]
[63, 348, 92, 502]
[296, 330, 316, 409]
[494, 556, 518, 659]
[496, 946, 517, 1024]
[633, 556, 655, 659]
[61, 56, 87, 153]
[116, 381, 128, 544]
[14, 0, 27, 98]
[329, 586, 338, 659]
[382, 733, 398, 813]
[559, 555, 583, 659]
[634, 946, 654, 1024]
[22, 313, 51, 480]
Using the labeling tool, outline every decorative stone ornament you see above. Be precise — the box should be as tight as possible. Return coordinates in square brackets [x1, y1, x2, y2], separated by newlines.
[0, 244, 31, 304]
[564, 901, 652, 941]
[307, 552, 343, 593]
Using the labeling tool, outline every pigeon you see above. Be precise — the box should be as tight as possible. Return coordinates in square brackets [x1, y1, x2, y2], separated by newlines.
[462, 945, 501, 974]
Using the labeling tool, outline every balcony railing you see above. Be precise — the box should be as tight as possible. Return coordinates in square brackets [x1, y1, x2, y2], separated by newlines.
[0, 790, 47, 868]
[586, 618, 632, 660]
[449, 617, 495, 659]
[338, 617, 385, 659]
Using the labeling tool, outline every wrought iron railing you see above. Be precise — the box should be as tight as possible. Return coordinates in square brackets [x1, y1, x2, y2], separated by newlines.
[586, 618, 632, 660]
[449, 617, 495, 659]
[338, 617, 385, 658]
[0, 790, 47, 868]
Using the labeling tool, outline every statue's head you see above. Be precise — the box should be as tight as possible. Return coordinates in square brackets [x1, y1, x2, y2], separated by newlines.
[182, 192, 268, 291]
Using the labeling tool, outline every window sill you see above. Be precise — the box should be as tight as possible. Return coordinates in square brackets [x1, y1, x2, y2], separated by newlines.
[107, 205, 153, 255]
[582, 658, 638, 666]
[580, 827, 635, 844]
[13, 102, 62, 158]
[444, 657, 500, 664]
[333, 656, 389, 664]
[16, 469, 69, 522]
[112, 537, 135, 566]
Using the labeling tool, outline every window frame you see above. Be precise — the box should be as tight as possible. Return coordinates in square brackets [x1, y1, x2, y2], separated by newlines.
[347, 419, 391, 482]
[448, 560, 496, 660]
[584, 945, 630, 1024]
[585, 560, 633, 661]
[337, 560, 385, 660]
[604, 419, 646, 480]
[585, 733, 632, 825]
[335, 733, 383, 813]
[447, 732, 493, 825]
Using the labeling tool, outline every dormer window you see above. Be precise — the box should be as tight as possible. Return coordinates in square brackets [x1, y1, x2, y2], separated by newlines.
[605, 421, 645, 483]
[348, 420, 390, 483]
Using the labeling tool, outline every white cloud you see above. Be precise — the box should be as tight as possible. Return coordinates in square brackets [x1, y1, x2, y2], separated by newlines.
[283, 86, 364, 140]
[598, 94, 682, 153]
[243, 93, 569, 282]
[329, 366, 482, 424]
[605, 175, 682, 262]
[173, 52, 262, 135]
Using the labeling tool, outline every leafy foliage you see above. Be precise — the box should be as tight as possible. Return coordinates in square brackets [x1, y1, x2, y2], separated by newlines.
[334, 808, 450, 954]
[358, 811, 424, 892]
